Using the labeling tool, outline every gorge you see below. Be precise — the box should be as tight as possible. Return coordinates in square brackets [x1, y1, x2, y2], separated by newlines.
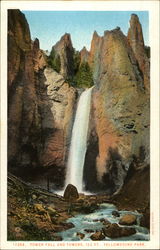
[7, 9, 150, 241]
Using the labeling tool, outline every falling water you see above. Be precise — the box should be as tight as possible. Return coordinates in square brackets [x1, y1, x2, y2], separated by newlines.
[65, 87, 93, 192]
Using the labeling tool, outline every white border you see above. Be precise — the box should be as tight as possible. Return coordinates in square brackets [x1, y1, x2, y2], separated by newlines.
[1, 1, 160, 249]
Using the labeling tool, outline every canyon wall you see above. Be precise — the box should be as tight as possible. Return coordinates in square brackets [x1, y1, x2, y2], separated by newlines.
[8, 10, 150, 195]
[84, 16, 150, 193]
[8, 10, 76, 187]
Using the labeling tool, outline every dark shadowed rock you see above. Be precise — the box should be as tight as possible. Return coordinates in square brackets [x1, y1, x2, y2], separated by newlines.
[119, 214, 137, 225]
[102, 223, 136, 238]
[84, 229, 94, 233]
[140, 209, 150, 229]
[112, 210, 120, 217]
[53, 33, 74, 79]
[90, 231, 105, 241]
[77, 232, 85, 239]
[80, 201, 98, 213]
[99, 218, 111, 225]
[63, 184, 79, 201]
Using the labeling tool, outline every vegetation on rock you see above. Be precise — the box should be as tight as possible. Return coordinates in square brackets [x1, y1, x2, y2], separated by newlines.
[73, 61, 94, 88]
[48, 47, 93, 88]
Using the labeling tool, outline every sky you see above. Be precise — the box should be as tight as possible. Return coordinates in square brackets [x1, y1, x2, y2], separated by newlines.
[22, 11, 149, 52]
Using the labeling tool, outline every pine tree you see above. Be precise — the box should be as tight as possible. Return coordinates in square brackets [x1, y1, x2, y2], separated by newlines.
[74, 62, 94, 88]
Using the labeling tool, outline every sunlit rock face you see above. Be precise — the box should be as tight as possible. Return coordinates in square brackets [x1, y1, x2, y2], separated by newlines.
[40, 68, 77, 169]
[84, 24, 149, 193]
[80, 46, 89, 64]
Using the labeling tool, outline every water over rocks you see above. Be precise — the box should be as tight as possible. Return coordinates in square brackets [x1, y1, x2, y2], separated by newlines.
[8, 174, 149, 241]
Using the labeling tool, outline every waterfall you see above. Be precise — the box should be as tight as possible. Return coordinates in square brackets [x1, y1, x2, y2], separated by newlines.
[65, 87, 93, 193]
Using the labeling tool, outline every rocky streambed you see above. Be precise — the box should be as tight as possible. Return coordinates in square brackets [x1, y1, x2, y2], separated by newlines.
[7, 174, 149, 241]
[57, 203, 149, 241]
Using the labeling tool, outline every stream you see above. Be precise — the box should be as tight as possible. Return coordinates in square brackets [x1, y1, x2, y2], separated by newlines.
[57, 203, 149, 241]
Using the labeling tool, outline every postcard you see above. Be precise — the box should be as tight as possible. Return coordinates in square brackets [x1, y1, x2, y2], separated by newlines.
[0, 0, 159, 249]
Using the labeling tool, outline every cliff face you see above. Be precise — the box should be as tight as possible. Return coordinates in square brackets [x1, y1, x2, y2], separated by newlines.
[88, 31, 103, 84]
[84, 23, 149, 193]
[40, 68, 77, 169]
[127, 14, 150, 90]
[8, 9, 42, 170]
[80, 46, 89, 64]
[8, 10, 76, 187]
[8, 10, 149, 195]
[53, 33, 74, 79]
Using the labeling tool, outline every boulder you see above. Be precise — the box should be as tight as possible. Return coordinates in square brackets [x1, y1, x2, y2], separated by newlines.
[112, 210, 120, 217]
[81, 201, 98, 213]
[103, 223, 120, 238]
[63, 184, 79, 201]
[119, 214, 137, 225]
[120, 227, 136, 237]
[102, 223, 136, 238]
[77, 232, 85, 239]
[101, 219, 111, 226]
[90, 231, 105, 241]
[84, 229, 94, 233]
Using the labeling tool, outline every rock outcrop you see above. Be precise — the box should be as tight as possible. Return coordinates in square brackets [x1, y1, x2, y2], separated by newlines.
[8, 10, 43, 171]
[90, 231, 105, 241]
[127, 14, 150, 90]
[84, 18, 149, 194]
[8, 10, 76, 188]
[102, 223, 136, 238]
[53, 33, 74, 79]
[80, 46, 89, 64]
[88, 31, 103, 83]
[39, 67, 76, 173]
[119, 214, 137, 225]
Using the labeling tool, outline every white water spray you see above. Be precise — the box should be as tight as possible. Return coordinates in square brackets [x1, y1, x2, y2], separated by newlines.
[65, 87, 93, 192]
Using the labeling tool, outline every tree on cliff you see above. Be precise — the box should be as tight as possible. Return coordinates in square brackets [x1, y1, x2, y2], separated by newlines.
[73, 62, 94, 88]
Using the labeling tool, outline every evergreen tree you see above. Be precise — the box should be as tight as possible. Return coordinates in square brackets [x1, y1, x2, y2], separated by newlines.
[74, 62, 94, 88]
